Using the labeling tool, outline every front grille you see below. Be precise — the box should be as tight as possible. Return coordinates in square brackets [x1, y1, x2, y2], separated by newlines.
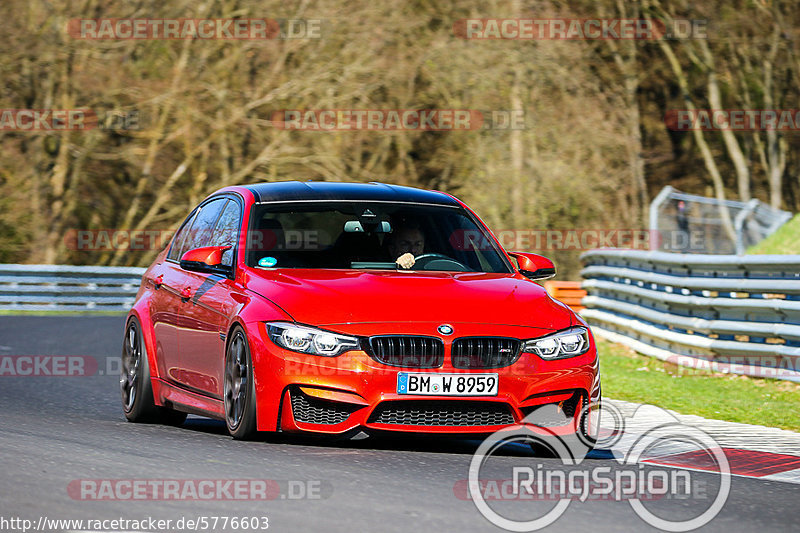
[290, 389, 359, 425]
[368, 336, 444, 368]
[367, 400, 515, 427]
[451, 337, 521, 368]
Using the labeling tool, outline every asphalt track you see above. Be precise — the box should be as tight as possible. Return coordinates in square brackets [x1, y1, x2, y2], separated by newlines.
[0, 316, 797, 532]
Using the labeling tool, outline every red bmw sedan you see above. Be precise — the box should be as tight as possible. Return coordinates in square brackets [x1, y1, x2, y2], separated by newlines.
[121, 181, 600, 445]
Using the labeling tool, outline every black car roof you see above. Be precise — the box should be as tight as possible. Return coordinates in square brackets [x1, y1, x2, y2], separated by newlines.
[243, 181, 460, 206]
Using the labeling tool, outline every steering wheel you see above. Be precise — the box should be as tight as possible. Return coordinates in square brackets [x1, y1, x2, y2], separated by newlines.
[413, 253, 471, 272]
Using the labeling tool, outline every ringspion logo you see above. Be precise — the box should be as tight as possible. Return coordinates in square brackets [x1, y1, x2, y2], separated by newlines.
[466, 403, 730, 531]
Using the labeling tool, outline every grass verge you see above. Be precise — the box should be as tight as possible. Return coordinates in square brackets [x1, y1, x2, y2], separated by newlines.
[598, 339, 800, 432]
[747, 213, 800, 254]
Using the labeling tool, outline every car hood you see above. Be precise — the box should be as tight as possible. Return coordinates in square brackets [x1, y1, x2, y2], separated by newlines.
[245, 269, 573, 331]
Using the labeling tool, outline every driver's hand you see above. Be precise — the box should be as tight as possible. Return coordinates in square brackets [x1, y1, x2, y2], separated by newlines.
[396, 252, 416, 269]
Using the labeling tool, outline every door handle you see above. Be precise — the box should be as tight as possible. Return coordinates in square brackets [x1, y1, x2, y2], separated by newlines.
[153, 274, 163, 289]
[180, 286, 192, 303]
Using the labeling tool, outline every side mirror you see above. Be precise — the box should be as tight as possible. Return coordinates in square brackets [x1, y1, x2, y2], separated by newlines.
[180, 246, 233, 277]
[508, 251, 556, 280]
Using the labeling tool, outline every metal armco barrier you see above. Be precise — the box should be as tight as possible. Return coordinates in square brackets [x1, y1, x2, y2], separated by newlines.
[580, 249, 800, 382]
[0, 264, 145, 312]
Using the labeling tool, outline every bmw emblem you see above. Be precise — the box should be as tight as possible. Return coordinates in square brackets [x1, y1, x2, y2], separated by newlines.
[437, 324, 454, 336]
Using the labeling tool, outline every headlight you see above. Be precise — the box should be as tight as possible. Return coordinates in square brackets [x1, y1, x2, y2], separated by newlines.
[522, 327, 590, 360]
[266, 322, 360, 357]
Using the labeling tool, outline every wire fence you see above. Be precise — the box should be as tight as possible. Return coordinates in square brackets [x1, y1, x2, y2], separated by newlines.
[649, 185, 792, 255]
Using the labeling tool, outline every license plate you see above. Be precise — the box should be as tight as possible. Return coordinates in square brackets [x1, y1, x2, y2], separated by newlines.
[397, 373, 498, 396]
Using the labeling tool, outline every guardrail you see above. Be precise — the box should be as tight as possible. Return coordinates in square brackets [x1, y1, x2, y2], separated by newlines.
[580, 249, 800, 382]
[0, 264, 145, 312]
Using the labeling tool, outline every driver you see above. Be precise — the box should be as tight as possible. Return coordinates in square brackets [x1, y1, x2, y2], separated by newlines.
[386, 223, 425, 269]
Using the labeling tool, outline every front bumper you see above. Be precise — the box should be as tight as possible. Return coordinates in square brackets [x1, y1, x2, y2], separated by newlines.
[249, 321, 600, 436]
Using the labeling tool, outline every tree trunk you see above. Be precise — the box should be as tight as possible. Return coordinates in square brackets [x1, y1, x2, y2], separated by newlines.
[700, 41, 751, 202]
[656, 37, 737, 242]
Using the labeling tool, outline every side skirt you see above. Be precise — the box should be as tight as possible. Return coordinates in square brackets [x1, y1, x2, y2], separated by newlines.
[152, 377, 225, 420]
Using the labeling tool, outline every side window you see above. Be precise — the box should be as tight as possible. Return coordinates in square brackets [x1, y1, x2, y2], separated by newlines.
[212, 200, 242, 267]
[167, 210, 199, 261]
[177, 199, 227, 259]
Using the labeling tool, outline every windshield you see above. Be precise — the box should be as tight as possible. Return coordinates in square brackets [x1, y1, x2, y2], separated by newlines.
[245, 201, 512, 273]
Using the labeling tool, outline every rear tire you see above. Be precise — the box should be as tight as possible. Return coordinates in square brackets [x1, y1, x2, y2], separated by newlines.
[224, 326, 258, 440]
[121, 317, 187, 426]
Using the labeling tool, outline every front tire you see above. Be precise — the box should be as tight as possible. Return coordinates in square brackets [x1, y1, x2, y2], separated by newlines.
[121, 317, 187, 426]
[224, 326, 258, 440]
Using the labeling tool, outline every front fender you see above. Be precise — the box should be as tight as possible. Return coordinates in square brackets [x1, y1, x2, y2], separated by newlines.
[127, 274, 160, 381]
[235, 289, 294, 432]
